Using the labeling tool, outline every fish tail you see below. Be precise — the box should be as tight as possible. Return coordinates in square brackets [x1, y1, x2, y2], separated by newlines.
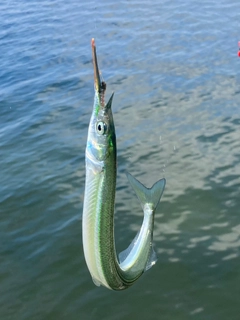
[118, 172, 166, 272]
[126, 172, 166, 212]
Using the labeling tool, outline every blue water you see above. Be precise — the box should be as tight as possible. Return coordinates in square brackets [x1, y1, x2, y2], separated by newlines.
[1, 0, 240, 319]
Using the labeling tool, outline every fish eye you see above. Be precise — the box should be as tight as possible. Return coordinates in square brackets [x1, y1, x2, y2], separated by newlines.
[96, 121, 107, 135]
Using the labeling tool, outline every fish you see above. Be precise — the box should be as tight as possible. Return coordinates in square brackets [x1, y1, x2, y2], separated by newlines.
[82, 38, 166, 291]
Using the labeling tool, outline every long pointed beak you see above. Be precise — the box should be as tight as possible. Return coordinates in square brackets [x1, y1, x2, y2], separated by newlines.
[91, 39, 106, 94]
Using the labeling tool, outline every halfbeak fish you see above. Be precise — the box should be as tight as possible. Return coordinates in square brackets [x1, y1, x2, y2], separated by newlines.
[82, 39, 166, 291]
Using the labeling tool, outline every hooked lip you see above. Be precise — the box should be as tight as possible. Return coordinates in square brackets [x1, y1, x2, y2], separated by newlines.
[91, 38, 106, 94]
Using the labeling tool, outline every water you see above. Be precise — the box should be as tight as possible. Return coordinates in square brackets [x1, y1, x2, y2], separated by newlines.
[1, 0, 240, 319]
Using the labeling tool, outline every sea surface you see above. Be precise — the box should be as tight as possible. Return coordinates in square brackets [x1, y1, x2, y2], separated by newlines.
[1, 0, 240, 319]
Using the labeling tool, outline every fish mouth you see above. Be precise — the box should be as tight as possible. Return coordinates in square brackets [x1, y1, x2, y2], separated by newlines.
[91, 38, 106, 95]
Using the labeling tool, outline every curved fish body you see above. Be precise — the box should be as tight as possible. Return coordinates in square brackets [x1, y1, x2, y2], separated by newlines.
[82, 39, 166, 290]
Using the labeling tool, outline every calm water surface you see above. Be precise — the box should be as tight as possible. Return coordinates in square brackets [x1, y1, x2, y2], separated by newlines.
[1, 0, 240, 319]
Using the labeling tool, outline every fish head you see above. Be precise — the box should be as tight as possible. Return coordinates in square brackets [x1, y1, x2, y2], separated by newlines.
[87, 92, 116, 162]
[87, 39, 116, 163]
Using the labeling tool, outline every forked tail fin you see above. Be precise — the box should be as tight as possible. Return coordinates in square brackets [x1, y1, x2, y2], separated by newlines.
[126, 172, 166, 212]
[118, 173, 166, 273]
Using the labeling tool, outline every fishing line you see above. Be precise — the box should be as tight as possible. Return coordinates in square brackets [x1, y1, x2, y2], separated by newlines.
[159, 138, 179, 174]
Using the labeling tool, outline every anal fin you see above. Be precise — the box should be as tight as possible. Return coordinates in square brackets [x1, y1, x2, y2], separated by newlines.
[145, 244, 157, 271]
[118, 231, 140, 264]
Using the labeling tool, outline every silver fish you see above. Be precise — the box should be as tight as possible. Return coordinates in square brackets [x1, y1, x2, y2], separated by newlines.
[82, 39, 166, 290]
